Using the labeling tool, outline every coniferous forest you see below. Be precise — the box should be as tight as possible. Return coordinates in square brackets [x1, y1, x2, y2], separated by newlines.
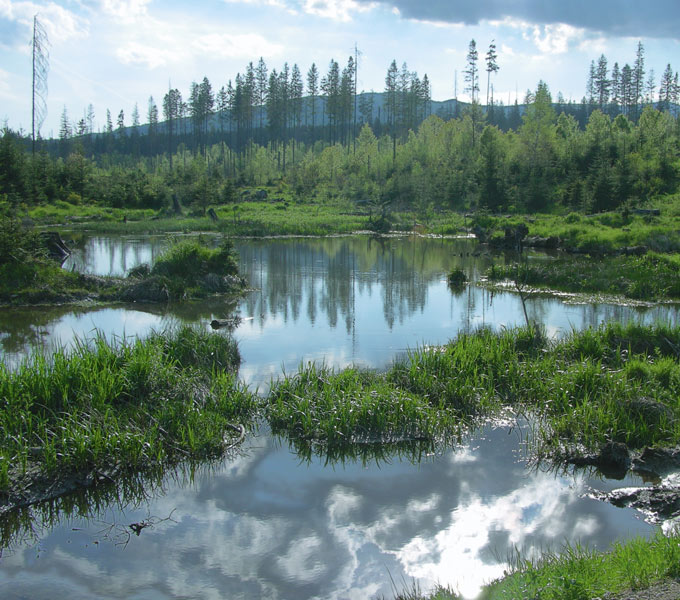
[1, 41, 679, 217]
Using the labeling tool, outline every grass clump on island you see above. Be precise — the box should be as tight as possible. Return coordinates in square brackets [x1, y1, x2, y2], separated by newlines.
[120, 236, 246, 301]
[268, 322, 680, 460]
[0, 325, 255, 501]
[487, 252, 680, 301]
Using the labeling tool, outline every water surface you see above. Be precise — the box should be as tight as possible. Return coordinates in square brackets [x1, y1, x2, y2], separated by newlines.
[0, 234, 676, 598]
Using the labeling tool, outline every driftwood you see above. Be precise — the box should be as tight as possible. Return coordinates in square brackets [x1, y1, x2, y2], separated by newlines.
[40, 231, 71, 262]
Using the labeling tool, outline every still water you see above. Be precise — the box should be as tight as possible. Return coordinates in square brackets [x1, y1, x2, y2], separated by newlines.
[0, 234, 677, 599]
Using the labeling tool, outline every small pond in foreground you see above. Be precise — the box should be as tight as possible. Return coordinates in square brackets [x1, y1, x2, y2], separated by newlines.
[0, 234, 678, 599]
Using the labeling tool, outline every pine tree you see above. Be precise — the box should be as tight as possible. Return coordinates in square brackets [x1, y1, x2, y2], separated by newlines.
[163, 88, 182, 168]
[255, 57, 268, 131]
[59, 106, 72, 157]
[610, 62, 621, 109]
[586, 60, 596, 105]
[485, 40, 499, 107]
[147, 97, 158, 153]
[464, 39, 479, 103]
[290, 63, 303, 160]
[216, 85, 229, 162]
[106, 108, 113, 133]
[421, 74, 432, 118]
[645, 70, 656, 105]
[632, 41, 645, 119]
[306, 63, 319, 131]
[384, 59, 398, 160]
[595, 54, 610, 108]
[659, 64, 674, 110]
[321, 59, 340, 144]
[620, 64, 633, 116]
[86, 104, 95, 134]
[76, 117, 87, 137]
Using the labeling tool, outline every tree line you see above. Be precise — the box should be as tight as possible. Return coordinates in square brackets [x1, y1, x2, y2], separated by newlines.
[2, 78, 678, 218]
[586, 42, 680, 118]
[44, 41, 678, 170]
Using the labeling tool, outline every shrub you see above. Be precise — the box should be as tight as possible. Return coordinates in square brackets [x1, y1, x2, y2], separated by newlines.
[447, 267, 467, 287]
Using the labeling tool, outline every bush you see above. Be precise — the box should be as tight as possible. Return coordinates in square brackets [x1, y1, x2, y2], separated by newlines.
[447, 268, 467, 287]
[0, 205, 46, 266]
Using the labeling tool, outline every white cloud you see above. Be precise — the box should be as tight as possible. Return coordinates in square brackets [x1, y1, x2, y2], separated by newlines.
[500, 43, 515, 58]
[100, 0, 151, 23]
[2, 0, 89, 44]
[0, 67, 16, 101]
[115, 41, 179, 69]
[302, 0, 374, 22]
[531, 23, 584, 55]
[191, 32, 284, 59]
[577, 36, 608, 55]
[223, 0, 287, 6]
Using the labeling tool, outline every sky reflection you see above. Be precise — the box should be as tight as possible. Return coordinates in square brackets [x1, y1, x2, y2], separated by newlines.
[0, 425, 652, 599]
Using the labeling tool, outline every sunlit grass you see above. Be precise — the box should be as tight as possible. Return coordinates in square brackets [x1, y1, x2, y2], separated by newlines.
[479, 531, 680, 600]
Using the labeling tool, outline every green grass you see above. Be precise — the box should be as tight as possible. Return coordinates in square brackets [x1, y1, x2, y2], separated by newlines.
[479, 531, 680, 600]
[0, 325, 255, 495]
[487, 252, 680, 301]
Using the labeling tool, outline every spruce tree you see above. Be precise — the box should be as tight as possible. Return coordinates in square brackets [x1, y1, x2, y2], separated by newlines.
[485, 40, 499, 107]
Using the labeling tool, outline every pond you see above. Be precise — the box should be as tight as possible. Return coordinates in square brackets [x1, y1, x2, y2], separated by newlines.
[0, 234, 678, 599]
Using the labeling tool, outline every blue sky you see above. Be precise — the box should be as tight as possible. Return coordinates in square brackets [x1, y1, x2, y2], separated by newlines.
[1, 0, 679, 137]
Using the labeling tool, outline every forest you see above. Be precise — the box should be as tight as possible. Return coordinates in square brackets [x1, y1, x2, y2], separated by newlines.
[1, 41, 679, 218]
